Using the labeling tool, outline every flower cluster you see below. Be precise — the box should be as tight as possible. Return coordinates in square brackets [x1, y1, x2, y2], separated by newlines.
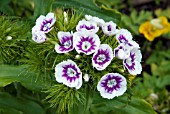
[32, 13, 142, 99]
[139, 16, 170, 41]
[32, 13, 56, 43]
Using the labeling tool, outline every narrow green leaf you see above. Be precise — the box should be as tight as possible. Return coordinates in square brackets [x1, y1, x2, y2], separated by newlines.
[34, 0, 53, 19]
[0, 65, 50, 92]
[0, 92, 45, 114]
[91, 93, 157, 114]
[52, 0, 121, 24]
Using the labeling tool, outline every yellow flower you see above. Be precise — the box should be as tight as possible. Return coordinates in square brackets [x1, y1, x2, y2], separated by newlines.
[139, 16, 170, 41]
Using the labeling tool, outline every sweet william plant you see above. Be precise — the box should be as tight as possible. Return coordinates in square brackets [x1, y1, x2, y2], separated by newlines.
[0, 0, 158, 113]
[31, 11, 143, 113]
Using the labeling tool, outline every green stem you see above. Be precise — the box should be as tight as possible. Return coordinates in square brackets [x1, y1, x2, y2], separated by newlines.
[83, 85, 93, 114]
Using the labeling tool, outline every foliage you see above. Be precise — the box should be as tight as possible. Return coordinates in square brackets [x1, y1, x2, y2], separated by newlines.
[0, 92, 45, 114]
[0, 0, 162, 114]
[0, 16, 30, 64]
[133, 42, 170, 113]
[52, 0, 121, 24]
[120, 10, 152, 35]
[0, 0, 33, 17]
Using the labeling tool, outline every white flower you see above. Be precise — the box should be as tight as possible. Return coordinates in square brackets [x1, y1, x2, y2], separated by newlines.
[55, 59, 82, 89]
[114, 43, 131, 60]
[123, 48, 142, 75]
[85, 15, 105, 27]
[32, 26, 46, 43]
[102, 21, 118, 36]
[35, 12, 56, 33]
[83, 74, 90, 82]
[116, 29, 139, 48]
[97, 73, 127, 99]
[73, 32, 100, 55]
[116, 29, 133, 43]
[92, 44, 113, 70]
[55, 31, 74, 53]
[85, 15, 92, 20]
[76, 19, 99, 33]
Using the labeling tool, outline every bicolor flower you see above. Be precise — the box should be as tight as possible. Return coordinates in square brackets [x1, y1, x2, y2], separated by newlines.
[32, 26, 46, 43]
[55, 31, 74, 53]
[116, 29, 139, 48]
[92, 44, 113, 70]
[114, 44, 131, 60]
[102, 21, 118, 36]
[123, 48, 142, 75]
[76, 19, 99, 33]
[85, 15, 105, 27]
[55, 60, 82, 89]
[97, 73, 127, 99]
[35, 12, 56, 33]
[73, 32, 100, 55]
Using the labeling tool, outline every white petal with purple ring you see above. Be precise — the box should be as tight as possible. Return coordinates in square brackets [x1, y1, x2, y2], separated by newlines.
[73, 32, 100, 55]
[97, 73, 127, 99]
[76, 19, 99, 33]
[114, 43, 131, 60]
[92, 44, 113, 70]
[35, 12, 56, 33]
[55, 31, 74, 53]
[32, 26, 46, 43]
[55, 60, 82, 89]
[123, 48, 142, 75]
[116, 29, 132, 42]
[102, 21, 118, 36]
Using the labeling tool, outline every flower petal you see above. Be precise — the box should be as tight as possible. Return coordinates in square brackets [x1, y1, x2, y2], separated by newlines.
[73, 32, 100, 55]
[114, 43, 131, 60]
[32, 26, 46, 43]
[102, 21, 118, 36]
[116, 29, 133, 43]
[55, 31, 74, 53]
[123, 48, 142, 75]
[76, 19, 99, 33]
[97, 73, 127, 99]
[85, 15, 105, 27]
[123, 60, 142, 75]
[92, 44, 113, 70]
[55, 59, 82, 89]
[35, 12, 56, 33]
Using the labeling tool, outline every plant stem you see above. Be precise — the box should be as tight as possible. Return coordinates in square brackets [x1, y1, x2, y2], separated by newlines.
[83, 84, 93, 114]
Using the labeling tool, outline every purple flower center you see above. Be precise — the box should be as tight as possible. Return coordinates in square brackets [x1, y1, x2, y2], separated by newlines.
[62, 64, 80, 82]
[59, 36, 73, 51]
[93, 49, 111, 66]
[80, 24, 95, 30]
[101, 75, 122, 93]
[40, 18, 53, 32]
[107, 25, 111, 31]
[76, 36, 96, 54]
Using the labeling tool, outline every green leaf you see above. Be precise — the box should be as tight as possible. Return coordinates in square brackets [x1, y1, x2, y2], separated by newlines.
[0, 65, 50, 92]
[0, 92, 45, 114]
[52, 0, 121, 24]
[0, 0, 14, 15]
[90, 93, 156, 114]
[34, 0, 53, 20]
[156, 75, 170, 88]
